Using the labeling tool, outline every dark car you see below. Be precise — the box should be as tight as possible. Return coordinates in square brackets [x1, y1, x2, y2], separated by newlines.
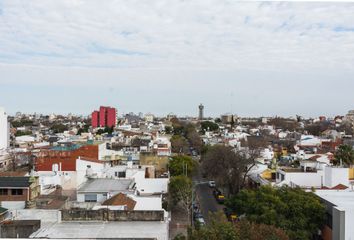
[223, 207, 237, 222]
[213, 189, 225, 204]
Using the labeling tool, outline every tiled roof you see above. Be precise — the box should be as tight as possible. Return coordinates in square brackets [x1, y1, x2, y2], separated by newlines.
[331, 184, 348, 190]
[102, 193, 136, 210]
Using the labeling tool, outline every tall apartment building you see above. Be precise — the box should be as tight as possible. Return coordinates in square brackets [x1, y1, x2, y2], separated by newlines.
[91, 106, 117, 128]
[0, 107, 9, 150]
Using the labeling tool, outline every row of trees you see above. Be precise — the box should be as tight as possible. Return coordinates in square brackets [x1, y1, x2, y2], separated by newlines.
[168, 155, 196, 224]
[202, 145, 259, 195]
[170, 118, 202, 154]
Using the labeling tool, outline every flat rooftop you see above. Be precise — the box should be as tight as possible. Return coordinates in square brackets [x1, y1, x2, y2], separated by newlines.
[78, 179, 134, 193]
[30, 221, 168, 240]
[315, 190, 354, 210]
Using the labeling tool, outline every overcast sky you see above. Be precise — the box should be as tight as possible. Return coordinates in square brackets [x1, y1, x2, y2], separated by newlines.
[0, 1, 354, 118]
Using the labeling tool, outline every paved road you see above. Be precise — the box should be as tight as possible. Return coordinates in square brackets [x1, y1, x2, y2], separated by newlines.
[195, 183, 223, 224]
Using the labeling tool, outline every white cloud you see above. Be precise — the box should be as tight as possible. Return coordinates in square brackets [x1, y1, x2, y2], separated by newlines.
[1, 1, 354, 117]
[0, 1, 353, 71]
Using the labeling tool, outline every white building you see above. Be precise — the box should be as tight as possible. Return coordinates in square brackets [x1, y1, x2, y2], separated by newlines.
[276, 165, 350, 189]
[144, 113, 155, 122]
[316, 190, 354, 240]
[0, 107, 9, 150]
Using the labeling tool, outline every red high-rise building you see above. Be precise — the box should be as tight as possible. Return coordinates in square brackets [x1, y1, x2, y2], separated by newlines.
[91, 106, 116, 128]
[91, 111, 100, 128]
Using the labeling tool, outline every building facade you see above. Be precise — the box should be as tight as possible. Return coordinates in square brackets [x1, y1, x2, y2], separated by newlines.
[0, 176, 40, 210]
[91, 106, 117, 128]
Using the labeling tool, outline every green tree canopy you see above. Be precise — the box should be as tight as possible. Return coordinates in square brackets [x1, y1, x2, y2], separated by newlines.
[169, 155, 195, 177]
[200, 121, 219, 132]
[50, 123, 69, 134]
[226, 186, 325, 240]
[15, 130, 32, 137]
[334, 144, 354, 167]
[189, 212, 238, 240]
[188, 211, 288, 240]
[168, 175, 193, 223]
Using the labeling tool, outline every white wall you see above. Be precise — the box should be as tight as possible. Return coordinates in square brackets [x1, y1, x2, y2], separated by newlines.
[324, 167, 349, 188]
[76, 158, 104, 187]
[10, 209, 61, 223]
[1, 201, 25, 210]
[345, 209, 354, 240]
[0, 107, 9, 150]
[277, 170, 324, 188]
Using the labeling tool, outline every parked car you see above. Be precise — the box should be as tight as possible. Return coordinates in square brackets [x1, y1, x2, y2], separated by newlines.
[208, 180, 216, 188]
[194, 212, 203, 220]
[213, 189, 225, 204]
[223, 207, 237, 222]
[195, 216, 206, 226]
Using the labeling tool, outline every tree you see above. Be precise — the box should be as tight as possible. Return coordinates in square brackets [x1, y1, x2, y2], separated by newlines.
[334, 144, 354, 167]
[189, 212, 238, 240]
[171, 118, 185, 135]
[226, 186, 325, 240]
[169, 155, 195, 177]
[202, 145, 259, 195]
[235, 220, 289, 240]
[15, 130, 32, 137]
[189, 211, 288, 240]
[77, 124, 90, 135]
[104, 126, 114, 134]
[169, 175, 193, 223]
[171, 135, 189, 154]
[200, 121, 219, 133]
[50, 123, 68, 134]
[187, 130, 202, 154]
[165, 126, 173, 134]
[268, 117, 298, 132]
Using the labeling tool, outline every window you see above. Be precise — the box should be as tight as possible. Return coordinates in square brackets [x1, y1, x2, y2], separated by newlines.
[11, 189, 23, 195]
[0, 189, 8, 195]
[118, 172, 126, 178]
[84, 194, 97, 202]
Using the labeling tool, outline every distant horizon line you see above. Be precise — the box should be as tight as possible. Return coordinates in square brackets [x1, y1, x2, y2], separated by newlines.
[4, 109, 350, 120]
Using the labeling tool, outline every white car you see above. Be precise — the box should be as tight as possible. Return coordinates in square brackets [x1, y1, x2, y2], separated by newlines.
[196, 217, 206, 226]
[208, 181, 216, 188]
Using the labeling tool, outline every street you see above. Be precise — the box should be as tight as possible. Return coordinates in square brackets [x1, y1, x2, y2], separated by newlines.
[195, 183, 223, 225]
[193, 157, 224, 225]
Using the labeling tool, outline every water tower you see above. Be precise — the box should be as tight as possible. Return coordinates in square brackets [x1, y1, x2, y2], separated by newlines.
[198, 104, 204, 120]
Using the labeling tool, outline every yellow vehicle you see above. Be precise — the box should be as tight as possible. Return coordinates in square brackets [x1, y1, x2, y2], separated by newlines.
[213, 189, 225, 204]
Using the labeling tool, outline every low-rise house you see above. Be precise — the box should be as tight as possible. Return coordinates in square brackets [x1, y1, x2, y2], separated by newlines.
[0, 176, 40, 210]
[77, 178, 135, 203]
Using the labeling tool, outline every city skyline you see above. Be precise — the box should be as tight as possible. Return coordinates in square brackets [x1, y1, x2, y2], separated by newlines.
[1, 1, 354, 117]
